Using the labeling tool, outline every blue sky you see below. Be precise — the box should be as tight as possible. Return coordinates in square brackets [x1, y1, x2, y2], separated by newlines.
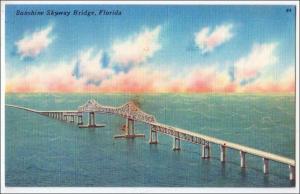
[5, 4, 296, 93]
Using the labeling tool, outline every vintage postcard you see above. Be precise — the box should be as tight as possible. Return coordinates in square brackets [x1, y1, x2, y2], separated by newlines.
[1, 1, 299, 193]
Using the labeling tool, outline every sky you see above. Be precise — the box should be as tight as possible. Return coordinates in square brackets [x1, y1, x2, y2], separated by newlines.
[5, 4, 296, 93]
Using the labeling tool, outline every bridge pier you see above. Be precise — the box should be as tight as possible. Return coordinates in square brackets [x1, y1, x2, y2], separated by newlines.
[220, 145, 226, 162]
[79, 112, 105, 128]
[173, 137, 181, 151]
[201, 143, 210, 159]
[240, 151, 246, 168]
[126, 118, 134, 136]
[77, 115, 83, 125]
[70, 115, 75, 123]
[263, 158, 269, 174]
[114, 118, 144, 139]
[289, 165, 295, 181]
[89, 112, 95, 126]
[149, 126, 158, 144]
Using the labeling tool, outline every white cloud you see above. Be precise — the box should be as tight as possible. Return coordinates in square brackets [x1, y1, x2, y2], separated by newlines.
[195, 23, 233, 54]
[234, 42, 278, 82]
[110, 26, 161, 66]
[15, 25, 54, 58]
[76, 48, 114, 83]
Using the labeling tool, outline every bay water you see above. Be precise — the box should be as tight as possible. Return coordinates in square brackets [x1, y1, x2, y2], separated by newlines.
[5, 93, 295, 187]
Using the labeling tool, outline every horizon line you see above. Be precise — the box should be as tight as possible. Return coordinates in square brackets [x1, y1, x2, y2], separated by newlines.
[5, 91, 296, 96]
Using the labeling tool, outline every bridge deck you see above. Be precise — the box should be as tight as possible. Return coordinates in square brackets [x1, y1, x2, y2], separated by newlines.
[6, 104, 78, 113]
[152, 122, 295, 166]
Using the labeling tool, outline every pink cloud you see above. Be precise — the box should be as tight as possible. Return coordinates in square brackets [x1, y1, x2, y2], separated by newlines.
[239, 66, 295, 93]
[184, 66, 236, 93]
[195, 24, 233, 54]
[6, 63, 86, 93]
[5, 57, 294, 94]
[110, 26, 161, 66]
[235, 42, 278, 82]
[97, 67, 169, 93]
[15, 25, 54, 58]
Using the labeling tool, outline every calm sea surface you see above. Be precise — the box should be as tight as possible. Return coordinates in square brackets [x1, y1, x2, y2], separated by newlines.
[5, 93, 295, 187]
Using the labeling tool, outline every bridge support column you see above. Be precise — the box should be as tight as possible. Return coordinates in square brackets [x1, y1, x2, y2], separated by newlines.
[220, 145, 226, 162]
[79, 112, 105, 128]
[70, 115, 75, 123]
[289, 165, 295, 181]
[88, 112, 95, 127]
[202, 144, 210, 159]
[149, 126, 158, 144]
[77, 115, 83, 125]
[113, 118, 144, 138]
[240, 151, 246, 168]
[126, 119, 134, 136]
[173, 137, 181, 151]
[263, 158, 269, 174]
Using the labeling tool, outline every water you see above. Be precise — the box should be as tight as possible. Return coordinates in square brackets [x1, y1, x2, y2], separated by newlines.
[5, 93, 295, 187]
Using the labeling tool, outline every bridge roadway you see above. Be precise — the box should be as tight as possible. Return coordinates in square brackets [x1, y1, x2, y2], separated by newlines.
[6, 104, 78, 114]
[5, 101, 296, 181]
[149, 122, 295, 166]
